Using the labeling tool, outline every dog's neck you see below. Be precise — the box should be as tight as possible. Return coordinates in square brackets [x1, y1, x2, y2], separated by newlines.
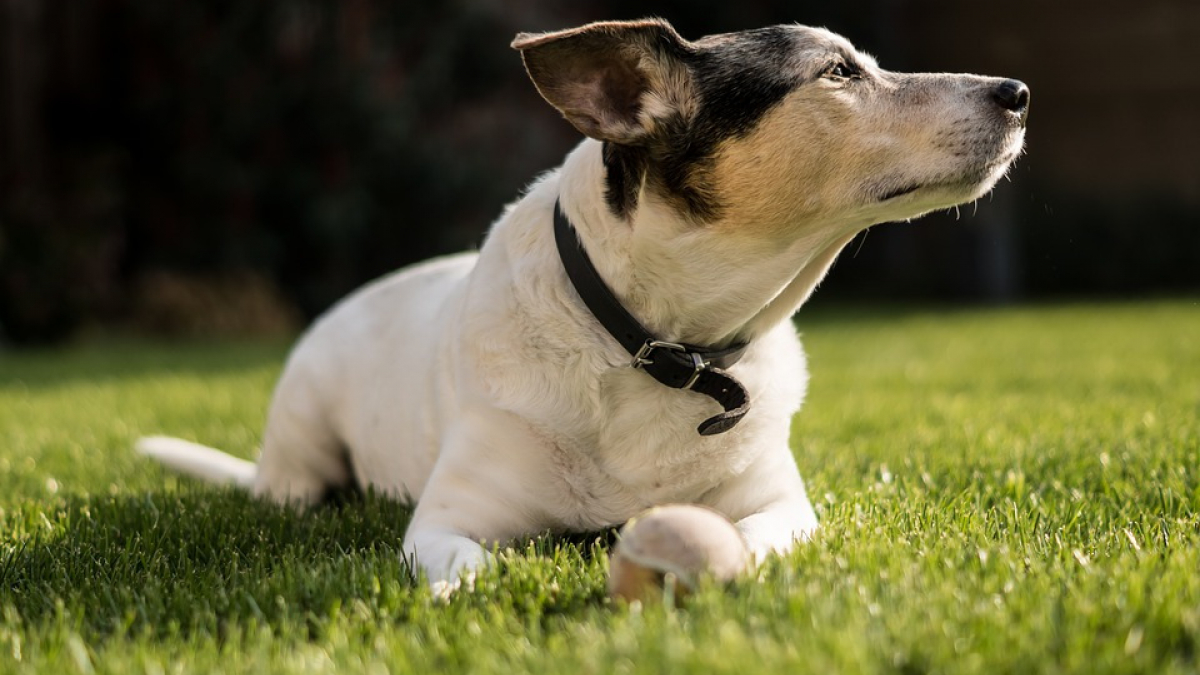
[557, 141, 856, 348]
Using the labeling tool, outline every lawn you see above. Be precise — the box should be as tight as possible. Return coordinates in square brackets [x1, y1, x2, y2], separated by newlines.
[1, 300, 1198, 674]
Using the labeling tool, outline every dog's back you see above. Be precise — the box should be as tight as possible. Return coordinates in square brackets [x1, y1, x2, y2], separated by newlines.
[140, 18, 1027, 592]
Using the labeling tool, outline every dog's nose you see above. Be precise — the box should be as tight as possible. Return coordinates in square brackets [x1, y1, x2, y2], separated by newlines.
[992, 79, 1030, 115]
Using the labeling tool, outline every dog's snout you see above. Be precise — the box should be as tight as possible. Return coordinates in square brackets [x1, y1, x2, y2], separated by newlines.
[992, 79, 1030, 115]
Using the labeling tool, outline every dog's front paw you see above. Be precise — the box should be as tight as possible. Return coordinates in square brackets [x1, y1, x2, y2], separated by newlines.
[404, 528, 492, 597]
[427, 565, 482, 601]
[430, 579, 456, 601]
[427, 574, 468, 601]
[735, 503, 818, 566]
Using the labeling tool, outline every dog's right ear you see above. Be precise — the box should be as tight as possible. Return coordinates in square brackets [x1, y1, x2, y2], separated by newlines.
[512, 19, 694, 145]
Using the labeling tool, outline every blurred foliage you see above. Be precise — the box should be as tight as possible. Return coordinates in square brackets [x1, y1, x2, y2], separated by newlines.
[2, 0, 578, 343]
[1, 0, 1197, 344]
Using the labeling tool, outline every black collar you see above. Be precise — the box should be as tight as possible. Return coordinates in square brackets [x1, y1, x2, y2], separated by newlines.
[553, 200, 751, 435]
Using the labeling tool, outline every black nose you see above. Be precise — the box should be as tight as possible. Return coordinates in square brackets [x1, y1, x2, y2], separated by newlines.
[992, 79, 1030, 114]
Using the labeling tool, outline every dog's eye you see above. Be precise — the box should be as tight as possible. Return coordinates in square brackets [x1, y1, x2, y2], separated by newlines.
[824, 61, 858, 80]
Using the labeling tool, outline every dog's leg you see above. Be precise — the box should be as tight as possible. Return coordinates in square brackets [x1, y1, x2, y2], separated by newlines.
[401, 416, 548, 596]
[401, 527, 492, 599]
[402, 476, 509, 597]
[401, 461, 532, 595]
[252, 383, 351, 506]
[703, 447, 819, 563]
[732, 497, 818, 563]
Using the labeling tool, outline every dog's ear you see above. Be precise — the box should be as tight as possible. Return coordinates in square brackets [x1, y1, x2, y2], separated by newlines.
[512, 19, 694, 145]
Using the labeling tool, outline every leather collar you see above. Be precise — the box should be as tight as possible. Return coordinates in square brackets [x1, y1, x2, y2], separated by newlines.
[553, 200, 751, 435]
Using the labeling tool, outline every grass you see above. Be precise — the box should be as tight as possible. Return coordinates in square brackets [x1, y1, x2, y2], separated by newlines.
[1, 299, 1199, 674]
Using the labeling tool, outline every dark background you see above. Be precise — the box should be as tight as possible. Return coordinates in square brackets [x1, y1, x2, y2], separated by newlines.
[2, 0, 1198, 344]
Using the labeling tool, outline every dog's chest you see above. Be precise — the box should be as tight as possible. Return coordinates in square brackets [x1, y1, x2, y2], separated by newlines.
[541, 368, 760, 530]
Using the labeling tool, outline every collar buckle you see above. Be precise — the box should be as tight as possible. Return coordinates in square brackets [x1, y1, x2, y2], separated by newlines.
[631, 340, 711, 390]
[683, 352, 711, 390]
[554, 199, 749, 434]
[630, 339, 687, 368]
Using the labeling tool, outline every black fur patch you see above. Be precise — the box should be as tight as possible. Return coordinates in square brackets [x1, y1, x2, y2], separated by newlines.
[603, 26, 808, 220]
[603, 142, 647, 220]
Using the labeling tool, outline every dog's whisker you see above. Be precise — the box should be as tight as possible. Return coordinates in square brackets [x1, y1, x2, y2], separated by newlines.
[852, 229, 870, 258]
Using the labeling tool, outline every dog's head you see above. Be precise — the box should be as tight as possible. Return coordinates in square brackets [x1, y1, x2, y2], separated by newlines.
[513, 19, 1027, 237]
[514, 19, 1028, 342]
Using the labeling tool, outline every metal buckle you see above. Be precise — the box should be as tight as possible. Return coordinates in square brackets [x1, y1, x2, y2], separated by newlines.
[683, 352, 711, 390]
[631, 340, 710, 390]
[630, 340, 687, 368]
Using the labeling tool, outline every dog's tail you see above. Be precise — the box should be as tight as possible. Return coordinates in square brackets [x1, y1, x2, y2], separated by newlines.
[136, 436, 257, 489]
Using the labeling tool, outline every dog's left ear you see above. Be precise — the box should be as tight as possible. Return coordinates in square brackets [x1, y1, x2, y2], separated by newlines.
[512, 19, 694, 145]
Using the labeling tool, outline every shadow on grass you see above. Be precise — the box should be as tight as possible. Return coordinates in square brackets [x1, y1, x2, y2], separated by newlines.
[0, 487, 616, 640]
[0, 488, 412, 638]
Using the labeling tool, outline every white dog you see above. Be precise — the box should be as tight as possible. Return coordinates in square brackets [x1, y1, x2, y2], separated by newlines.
[139, 19, 1028, 592]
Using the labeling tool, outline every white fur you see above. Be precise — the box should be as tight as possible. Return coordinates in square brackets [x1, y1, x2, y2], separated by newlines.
[138, 22, 1026, 592]
[137, 436, 256, 487]
[138, 140, 820, 586]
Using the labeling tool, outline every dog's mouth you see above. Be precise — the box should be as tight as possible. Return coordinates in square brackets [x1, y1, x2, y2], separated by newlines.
[874, 128, 1026, 205]
[874, 175, 993, 207]
[874, 162, 1010, 204]
[876, 184, 921, 202]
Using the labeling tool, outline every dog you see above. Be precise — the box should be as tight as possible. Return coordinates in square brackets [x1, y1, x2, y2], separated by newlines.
[138, 18, 1028, 593]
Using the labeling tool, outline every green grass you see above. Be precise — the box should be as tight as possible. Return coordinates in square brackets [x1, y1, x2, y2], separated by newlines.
[1, 300, 1199, 674]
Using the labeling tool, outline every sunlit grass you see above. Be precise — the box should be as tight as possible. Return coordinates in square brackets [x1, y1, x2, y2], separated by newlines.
[1, 300, 1198, 674]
